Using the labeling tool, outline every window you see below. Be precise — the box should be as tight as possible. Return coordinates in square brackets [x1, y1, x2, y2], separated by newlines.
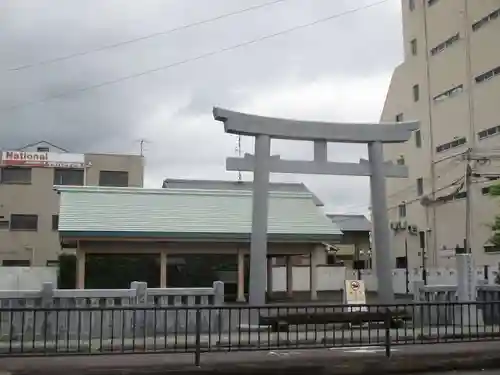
[52, 215, 59, 231]
[454, 191, 467, 200]
[436, 137, 467, 153]
[54, 168, 84, 185]
[326, 254, 336, 265]
[472, 7, 500, 32]
[409, 0, 415, 11]
[53, 168, 84, 186]
[10, 214, 38, 231]
[484, 245, 500, 254]
[482, 186, 491, 195]
[395, 256, 408, 269]
[412, 84, 420, 102]
[0, 167, 32, 184]
[2, 259, 31, 266]
[417, 178, 424, 196]
[410, 39, 417, 55]
[478, 125, 500, 140]
[0, 220, 8, 229]
[475, 66, 500, 84]
[415, 129, 422, 148]
[395, 113, 404, 122]
[99, 171, 129, 187]
[430, 33, 460, 56]
[398, 203, 407, 218]
[433, 84, 463, 103]
[397, 156, 405, 165]
[37, 146, 49, 152]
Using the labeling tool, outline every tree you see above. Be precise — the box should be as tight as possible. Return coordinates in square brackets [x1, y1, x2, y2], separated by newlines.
[487, 183, 500, 285]
[489, 184, 500, 247]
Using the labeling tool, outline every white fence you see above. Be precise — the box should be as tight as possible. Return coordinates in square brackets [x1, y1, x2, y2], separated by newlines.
[3, 265, 497, 295]
[271, 266, 499, 294]
[0, 267, 57, 290]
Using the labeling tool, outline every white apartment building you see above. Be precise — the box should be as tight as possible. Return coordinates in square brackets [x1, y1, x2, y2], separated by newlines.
[381, 0, 500, 269]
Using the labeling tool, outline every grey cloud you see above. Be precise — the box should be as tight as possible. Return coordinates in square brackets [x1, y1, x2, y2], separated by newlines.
[0, 0, 402, 213]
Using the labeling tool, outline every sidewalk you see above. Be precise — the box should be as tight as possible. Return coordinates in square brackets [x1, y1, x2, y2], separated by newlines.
[1, 325, 499, 354]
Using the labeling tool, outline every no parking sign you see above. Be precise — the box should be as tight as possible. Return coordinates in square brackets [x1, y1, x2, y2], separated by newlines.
[344, 279, 367, 312]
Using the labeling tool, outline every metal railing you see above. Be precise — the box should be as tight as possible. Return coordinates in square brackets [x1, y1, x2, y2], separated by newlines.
[1, 301, 499, 365]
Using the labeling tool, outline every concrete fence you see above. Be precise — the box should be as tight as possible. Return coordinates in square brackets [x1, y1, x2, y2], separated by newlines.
[271, 265, 499, 295]
[413, 281, 500, 326]
[0, 281, 225, 343]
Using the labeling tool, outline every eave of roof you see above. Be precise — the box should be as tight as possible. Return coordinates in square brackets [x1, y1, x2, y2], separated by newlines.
[60, 231, 341, 243]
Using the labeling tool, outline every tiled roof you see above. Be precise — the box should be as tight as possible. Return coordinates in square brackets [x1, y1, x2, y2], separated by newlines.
[326, 214, 371, 232]
[57, 186, 341, 242]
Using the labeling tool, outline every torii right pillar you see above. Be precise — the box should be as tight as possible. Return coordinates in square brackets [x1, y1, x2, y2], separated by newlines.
[367, 141, 394, 302]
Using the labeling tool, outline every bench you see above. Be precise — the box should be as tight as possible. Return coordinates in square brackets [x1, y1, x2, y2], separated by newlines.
[259, 309, 411, 332]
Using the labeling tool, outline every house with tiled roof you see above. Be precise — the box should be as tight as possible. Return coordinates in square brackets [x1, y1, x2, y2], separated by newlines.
[56, 185, 341, 300]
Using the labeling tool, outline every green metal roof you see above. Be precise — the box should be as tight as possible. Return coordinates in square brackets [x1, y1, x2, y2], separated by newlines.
[56, 186, 341, 242]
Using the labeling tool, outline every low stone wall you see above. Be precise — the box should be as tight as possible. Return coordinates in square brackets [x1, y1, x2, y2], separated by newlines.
[0, 281, 225, 342]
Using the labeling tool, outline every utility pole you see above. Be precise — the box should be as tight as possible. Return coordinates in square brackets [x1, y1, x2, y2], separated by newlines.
[235, 135, 242, 182]
[135, 139, 151, 156]
[464, 148, 473, 253]
[404, 235, 409, 294]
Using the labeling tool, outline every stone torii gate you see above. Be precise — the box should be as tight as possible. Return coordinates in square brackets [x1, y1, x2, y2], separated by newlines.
[213, 107, 420, 305]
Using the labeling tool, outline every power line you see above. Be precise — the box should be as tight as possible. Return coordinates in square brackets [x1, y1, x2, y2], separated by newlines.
[1, 0, 391, 113]
[6, 0, 290, 72]
[326, 157, 466, 216]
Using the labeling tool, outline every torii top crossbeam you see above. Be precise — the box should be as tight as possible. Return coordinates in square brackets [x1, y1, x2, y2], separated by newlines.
[213, 107, 419, 143]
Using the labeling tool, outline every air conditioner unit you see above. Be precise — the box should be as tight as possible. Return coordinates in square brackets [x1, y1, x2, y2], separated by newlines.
[390, 220, 407, 231]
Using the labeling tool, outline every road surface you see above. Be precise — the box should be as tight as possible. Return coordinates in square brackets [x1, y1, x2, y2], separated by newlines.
[2, 342, 500, 374]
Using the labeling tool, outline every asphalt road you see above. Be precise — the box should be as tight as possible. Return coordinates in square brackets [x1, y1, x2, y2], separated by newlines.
[2, 342, 500, 374]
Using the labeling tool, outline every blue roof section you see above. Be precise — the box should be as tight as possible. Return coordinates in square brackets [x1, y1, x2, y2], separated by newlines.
[326, 214, 371, 232]
[56, 186, 341, 242]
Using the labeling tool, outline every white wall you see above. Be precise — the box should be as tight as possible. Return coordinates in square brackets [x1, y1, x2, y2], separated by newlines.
[270, 266, 498, 294]
[0, 267, 57, 290]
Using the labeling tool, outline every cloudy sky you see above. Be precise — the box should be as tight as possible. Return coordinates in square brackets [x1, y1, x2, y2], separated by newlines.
[0, 0, 403, 214]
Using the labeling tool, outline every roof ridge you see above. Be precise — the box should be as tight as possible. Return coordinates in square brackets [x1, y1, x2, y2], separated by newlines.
[55, 185, 314, 199]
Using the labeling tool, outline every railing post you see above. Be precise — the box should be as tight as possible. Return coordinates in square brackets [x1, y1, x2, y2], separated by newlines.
[384, 307, 391, 358]
[195, 308, 201, 367]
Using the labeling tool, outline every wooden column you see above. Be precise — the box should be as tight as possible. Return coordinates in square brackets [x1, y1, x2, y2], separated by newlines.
[266, 256, 273, 300]
[76, 243, 85, 289]
[286, 256, 293, 298]
[237, 249, 246, 302]
[160, 249, 168, 288]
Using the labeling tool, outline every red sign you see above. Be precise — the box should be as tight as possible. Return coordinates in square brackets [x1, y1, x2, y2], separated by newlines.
[3, 151, 48, 164]
[350, 281, 360, 291]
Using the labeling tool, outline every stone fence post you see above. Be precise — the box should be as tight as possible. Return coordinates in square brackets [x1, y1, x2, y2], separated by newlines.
[41, 282, 55, 340]
[213, 281, 225, 335]
[131, 281, 148, 337]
